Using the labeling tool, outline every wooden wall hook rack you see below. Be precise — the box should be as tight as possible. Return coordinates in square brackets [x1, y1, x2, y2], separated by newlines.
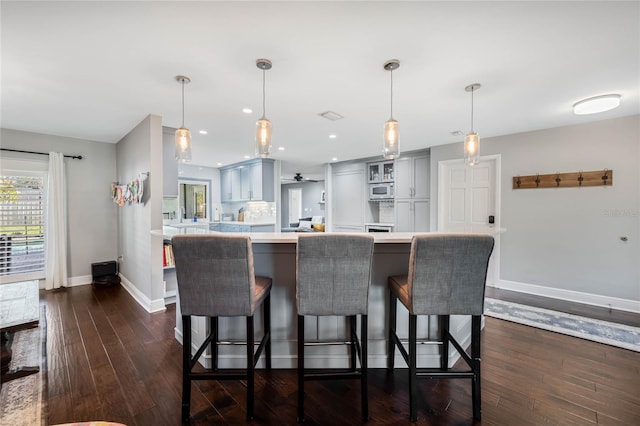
[513, 169, 613, 189]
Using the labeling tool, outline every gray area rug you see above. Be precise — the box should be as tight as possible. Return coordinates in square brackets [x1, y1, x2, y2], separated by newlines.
[0, 306, 46, 426]
[484, 298, 640, 352]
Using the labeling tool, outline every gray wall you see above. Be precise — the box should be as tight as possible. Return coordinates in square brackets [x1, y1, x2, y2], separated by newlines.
[0, 128, 118, 283]
[430, 115, 639, 303]
[280, 181, 326, 228]
[116, 114, 164, 311]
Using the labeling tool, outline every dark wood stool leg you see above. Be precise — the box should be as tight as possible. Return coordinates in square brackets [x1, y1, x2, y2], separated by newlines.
[264, 294, 272, 370]
[361, 314, 369, 421]
[471, 315, 482, 420]
[246, 316, 255, 421]
[297, 315, 305, 423]
[211, 316, 219, 371]
[181, 315, 192, 423]
[349, 315, 357, 371]
[440, 315, 450, 370]
[409, 313, 418, 422]
[387, 288, 397, 371]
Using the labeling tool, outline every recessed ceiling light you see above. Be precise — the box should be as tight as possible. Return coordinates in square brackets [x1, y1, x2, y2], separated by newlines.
[278, 146, 285, 151]
[329, 134, 337, 139]
[216, 162, 222, 166]
[199, 130, 208, 135]
[243, 155, 251, 159]
[573, 94, 621, 115]
[331, 157, 338, 162]
[242, 108, 253, 114]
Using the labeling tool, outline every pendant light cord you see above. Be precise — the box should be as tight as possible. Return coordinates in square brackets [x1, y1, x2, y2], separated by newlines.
[470, 87, 474, 133]
[181, 79, 185, 128]
[390, 69, 394, 119]
[262, 68, 267, 119]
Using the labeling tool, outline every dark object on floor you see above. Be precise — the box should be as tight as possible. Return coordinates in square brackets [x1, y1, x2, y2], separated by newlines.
[91, 260, 120, 286]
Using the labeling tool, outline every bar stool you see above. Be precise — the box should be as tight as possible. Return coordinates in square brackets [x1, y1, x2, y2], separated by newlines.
[172, 234, 272, 422]
[387, 234, 494, 421]
[296, 233, 375, 422]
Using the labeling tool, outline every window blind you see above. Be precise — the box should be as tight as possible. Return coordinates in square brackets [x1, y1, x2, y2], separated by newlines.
[0, 174, 46, 277]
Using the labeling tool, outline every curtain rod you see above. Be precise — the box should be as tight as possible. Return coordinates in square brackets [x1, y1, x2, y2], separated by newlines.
[1, 148, 83, 160]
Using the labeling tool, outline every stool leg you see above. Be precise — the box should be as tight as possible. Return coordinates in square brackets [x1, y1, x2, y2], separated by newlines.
[471, 315, 482, 420]
[387, 288, 397, 371]
[409, 313, 418, 422]
[246, 315, 255, 421]
[361, 314, 369, 421]
[264, 294, 272, 370]
[181, 315, 192, 423]
[211, 316, 219, 371]
[297, 315, 305, 423]
[349, 315, 357, 371]
[439, 315, 450, 370]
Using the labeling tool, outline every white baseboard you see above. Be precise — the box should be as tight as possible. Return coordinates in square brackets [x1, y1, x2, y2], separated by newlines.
[119, 273, 166, 313]
[68, 275, 92, 287]
[494, 280, 640, 314]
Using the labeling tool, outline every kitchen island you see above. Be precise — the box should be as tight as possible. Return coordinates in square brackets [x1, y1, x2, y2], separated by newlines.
[151, 228, 501, 369]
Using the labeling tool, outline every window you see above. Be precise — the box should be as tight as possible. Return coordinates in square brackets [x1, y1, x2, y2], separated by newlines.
[0, 172, 46, 279]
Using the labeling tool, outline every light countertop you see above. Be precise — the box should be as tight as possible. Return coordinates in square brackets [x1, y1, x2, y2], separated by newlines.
[152, 227, 505, 243]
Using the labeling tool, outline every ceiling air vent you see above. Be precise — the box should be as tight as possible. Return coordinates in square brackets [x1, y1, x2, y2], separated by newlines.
[319, 111, 344, 121]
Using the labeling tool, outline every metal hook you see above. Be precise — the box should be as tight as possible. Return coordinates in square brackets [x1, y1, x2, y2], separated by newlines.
[535, 173, 540, 187]
[578, 170, 583, 186]
[602, 168, 609, 185]
[516, 176, 521, 188]
[555, 173, 561, 187]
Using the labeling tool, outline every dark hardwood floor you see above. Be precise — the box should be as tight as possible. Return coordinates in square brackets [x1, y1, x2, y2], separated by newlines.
[40, 285, 640, 425]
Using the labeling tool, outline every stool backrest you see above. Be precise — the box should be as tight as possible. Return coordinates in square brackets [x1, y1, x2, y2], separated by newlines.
[297, 234, 375, 316]
[172, 234, 256, 317]
[408, 234, 494, 315]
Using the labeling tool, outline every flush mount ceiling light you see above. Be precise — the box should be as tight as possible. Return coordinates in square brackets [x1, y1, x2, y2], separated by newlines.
[573, 94, 621, 115]
[383, 59, 400, 160]
[255, 59, 272, 158]
[174, 75, 192, 163]
[464, 83, 481, 166]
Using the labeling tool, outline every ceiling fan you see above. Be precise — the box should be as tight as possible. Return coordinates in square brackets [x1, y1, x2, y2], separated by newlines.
[281, 172, 318, 183]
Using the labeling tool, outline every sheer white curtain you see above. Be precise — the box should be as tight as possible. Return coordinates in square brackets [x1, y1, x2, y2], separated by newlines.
[45, 152, 68, 289]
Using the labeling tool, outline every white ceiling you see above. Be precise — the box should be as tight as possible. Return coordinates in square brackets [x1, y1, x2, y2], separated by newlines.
[2, 1, 638, 181]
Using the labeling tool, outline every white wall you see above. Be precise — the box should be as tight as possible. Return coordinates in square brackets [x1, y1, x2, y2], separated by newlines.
[430, 115, 639, 308]
[116, 115, 164, 312]
[0, 128, 118, 285]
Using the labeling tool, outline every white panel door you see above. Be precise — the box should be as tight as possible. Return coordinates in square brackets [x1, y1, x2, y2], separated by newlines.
[439, 158, 497, 233]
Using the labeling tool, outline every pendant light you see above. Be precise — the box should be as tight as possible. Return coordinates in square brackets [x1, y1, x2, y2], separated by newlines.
[464, 83, 481, 166]
[175, 75, 192, 163]
[255, 59, 272, 158]
[383, 59, 400, 160]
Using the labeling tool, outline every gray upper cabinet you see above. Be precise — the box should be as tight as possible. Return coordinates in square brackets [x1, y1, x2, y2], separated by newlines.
[162, 128, 179, 197]
[394, 153, 429, 199]
[220, 159, 274, 203]
[332, 163, 365, 231]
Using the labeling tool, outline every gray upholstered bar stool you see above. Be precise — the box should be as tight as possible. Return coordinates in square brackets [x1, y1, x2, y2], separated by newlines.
[296, 233, 375, 423]
[387, 234, 494, 421]
[172, 234, 272, 422]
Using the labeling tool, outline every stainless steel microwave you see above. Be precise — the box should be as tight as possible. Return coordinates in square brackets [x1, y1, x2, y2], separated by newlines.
[369, 183, 394, 200]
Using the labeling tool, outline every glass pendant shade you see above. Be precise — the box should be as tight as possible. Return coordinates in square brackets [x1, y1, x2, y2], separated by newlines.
[175, 127, 192, 163]
[255, 118, 272, 158]
[383, 118, 400, 159]
[464, 132, 479, 166]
